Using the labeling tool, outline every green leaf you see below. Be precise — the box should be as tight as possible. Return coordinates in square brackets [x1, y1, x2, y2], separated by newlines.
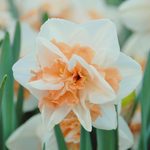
[15, 85, 24, 126]
[0, 75, 7, 107]
[0, 32, 16, 145]
[96, 129, 118, 150]
[138, 52, 150, 150]
[80, 126, 92, 150]
[42, 143, 46, 150]
[0, 75, 7, 150]
[105, 0, 124, 6]
[7, 0, 19, 19]
[54, 124, 68, 150]
[41, 12, 49, 24]
[12, 21, 21, 63]
[96, 106, 118, 150]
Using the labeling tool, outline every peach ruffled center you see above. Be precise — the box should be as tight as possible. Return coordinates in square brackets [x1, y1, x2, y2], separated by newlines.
[31, 40, 121, 121]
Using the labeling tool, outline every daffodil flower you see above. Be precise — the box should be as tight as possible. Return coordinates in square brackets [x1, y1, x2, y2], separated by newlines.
[13, 19, 142, 131]
[6, 113, 133, 150]
[6, 114, 58, 150]
[15, 0, 74, 31]
[120, 0, 150, 70]
[71, 0, 122, 33]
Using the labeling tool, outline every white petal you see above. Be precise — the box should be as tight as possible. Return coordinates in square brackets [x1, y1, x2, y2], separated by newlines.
[12, 53, 39, 90]
[12, 53, 50, 100]
[45, 130, 58, 150]
[73, 104, 92, 132]
[83, 19, 120, 66]
[73, 91, 92, 131]
[112, 53, 142, 102]
[38, 18, 78, 43]
[123, 33, 150, 61]
[41, 104, 71, 131]
[28, 79, 64, 90]
[6, 114, 42, 150]
[120, 0, 150, 32]
[68, 54, 94, 79]
[37, 37, 68, 64]
[92, 103, 117, 130]
[119, 116, 134, 150]
[23, 95, 38, 112]
[88, 66, 116, 104]
[20, 22, 37, 57]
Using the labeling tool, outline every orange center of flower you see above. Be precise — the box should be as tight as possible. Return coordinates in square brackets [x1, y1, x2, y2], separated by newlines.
[60, 112, 81, 143]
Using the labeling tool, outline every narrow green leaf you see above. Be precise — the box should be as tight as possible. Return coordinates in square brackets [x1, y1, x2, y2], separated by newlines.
[96, 129, 118, 150]
[41, 12, 49, 24]
[0, 75, 7, 150]
[138, 52, 150, 150]
[54, 124, 68, 150]
[80, 126, 92, 150]
[96, 106, 118, 150]
[12, 21, 21, 63]
[105, 0, 124, 6]
[7, 0, 19, 19]
[42, 143, 46, 150]
[16, 85, 24, 126]
[0, 32, 16, 145]
[0, 75, 7, 107]
[0, 39, 3, 47]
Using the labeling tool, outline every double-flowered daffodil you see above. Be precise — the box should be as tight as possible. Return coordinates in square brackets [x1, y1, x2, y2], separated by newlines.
[13, 18, 142, 131]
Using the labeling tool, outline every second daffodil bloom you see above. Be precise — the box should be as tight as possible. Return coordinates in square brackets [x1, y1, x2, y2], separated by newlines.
[120, 0, 150, 70]
[6, 113, 133, 150]
[13, 19, 142, 131]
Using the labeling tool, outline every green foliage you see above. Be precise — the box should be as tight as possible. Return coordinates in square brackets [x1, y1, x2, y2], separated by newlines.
[54, 125, 68, 150]
[12, 21, 21, 63]
[138, 53, 150, 150]
[0, 32, 15, 145]
[106, 0, 125, 6]
[7, 0, 19, 19]
[15, 86, 24, 126]
[41, 12, 49, 24]
[0, 75, 8, 150]
[0, 21, 22, 150]
[80, 126, 92, 150]
[96, 129, 118, 150]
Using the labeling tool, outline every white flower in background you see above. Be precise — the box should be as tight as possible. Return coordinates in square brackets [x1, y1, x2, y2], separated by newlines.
[71, 0, 122, 33]
[120, 0, 150, 69]
[118, 116, 134, 150]
[6, 114, 58, 150]
[129, 106, 141, 150]
[6, 113, 134, 150]
[13, 18, 142, 132]
[15, 0, 74, 31]
[0, 0, 15, 40]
